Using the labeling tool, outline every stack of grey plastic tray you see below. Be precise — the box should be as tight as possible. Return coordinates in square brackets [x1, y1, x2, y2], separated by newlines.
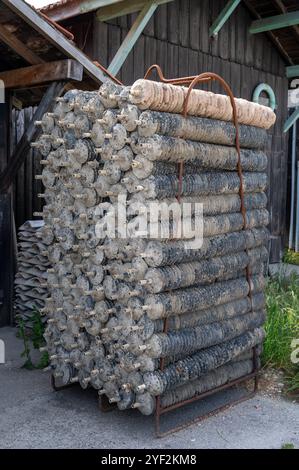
[14, 220, 51, 324]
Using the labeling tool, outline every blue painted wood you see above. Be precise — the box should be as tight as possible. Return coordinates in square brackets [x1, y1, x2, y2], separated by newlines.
[250, 11, 299, 34]
[108, 1, 157, 75]
[286, 65, 299, 78]
[284, 107, 299, 133]
[209, 0, 241, 37]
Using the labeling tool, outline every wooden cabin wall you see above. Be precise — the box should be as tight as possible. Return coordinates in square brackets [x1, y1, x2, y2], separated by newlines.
[10, 0, 289, 262]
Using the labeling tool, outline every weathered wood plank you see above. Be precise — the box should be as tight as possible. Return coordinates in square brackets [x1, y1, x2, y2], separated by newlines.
[2, 0, 111, 84]
[0, 24, 44, 65]
[108, 1, 157, 75]
[0, 60, 83, 90]
[179, 0, 189, 48]
[250, 11, 299, 34]
[189, 0, 200, 51]
[0, 82, 65, 193]
[15, 108, 25, 228]
[108, 23, 121, 75]
[120, 27, 135, 85]
[133, 34, 145, 80]
[97, 0, 173, 21]
[209, 0, 241, 37]
[93, 18, 109, 67]
[167, 0, 179, 44]
[0, 194, 13, 326]
[154, 2, 167, 41]
[167, 42, 178, 79]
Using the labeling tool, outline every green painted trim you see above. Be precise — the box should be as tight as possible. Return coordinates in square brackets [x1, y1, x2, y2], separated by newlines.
[97, 0, 171, 21]
[209, 0, 241, 37]
[252, 83, 276, 110]
[284, 107, 299, 133]
[80, 1, 121, 14]
[108, 2, 157, 76]
[250, 11, 299, 34]
[287, 65, 299, 79]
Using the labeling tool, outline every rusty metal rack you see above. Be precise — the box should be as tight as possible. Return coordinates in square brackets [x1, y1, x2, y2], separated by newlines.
[50, 67, 261, 437]
[51, 373, 76, 391]
[143, 66, 260, 438]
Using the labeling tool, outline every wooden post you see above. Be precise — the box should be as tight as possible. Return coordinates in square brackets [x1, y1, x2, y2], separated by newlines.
[0, 92, 13, 326]
[209, 0, 241, 37]
[108, 1, 158, 76]
[0, 81, 65, 193]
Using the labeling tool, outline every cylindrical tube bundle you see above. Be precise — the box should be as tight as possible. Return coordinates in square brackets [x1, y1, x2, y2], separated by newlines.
[134, 358, 260, 414]
[144, 274, 264, 320]
[136, 209, 269, 241]
[137, 110, 268, 149]
[134, 134, 267, 170]
[131, 172, 267, 199]
[142, 246, 268, 293]
[141, 227, 269, 267]
[140, 328, 265, 395]
[129, 79, 276, 129]
[153, 293, 265, 332]
[160, 358, 259, 411]
[128, 192, 267, 217]
[146, 310, 265, 358]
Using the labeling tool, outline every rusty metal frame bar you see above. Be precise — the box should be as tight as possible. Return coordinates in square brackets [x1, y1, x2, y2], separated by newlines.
[51, 373, 77, 391]
[142, 65, 260, 438]
[156, 362, 259, 438]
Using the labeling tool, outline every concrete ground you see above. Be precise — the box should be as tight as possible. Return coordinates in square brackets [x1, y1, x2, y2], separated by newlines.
[269, 262, 299, 278]
[0, 326, 298, 449]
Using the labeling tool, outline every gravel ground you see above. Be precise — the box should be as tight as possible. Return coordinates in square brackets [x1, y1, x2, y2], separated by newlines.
[0, 326, 298, 449]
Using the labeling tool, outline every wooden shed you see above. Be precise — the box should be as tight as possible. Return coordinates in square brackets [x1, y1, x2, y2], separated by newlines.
[0, 0, 298, 326]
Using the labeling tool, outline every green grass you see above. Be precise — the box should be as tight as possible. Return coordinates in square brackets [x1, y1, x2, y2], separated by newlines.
[264, 275, 299, 396]
[283, 249, 299, 266]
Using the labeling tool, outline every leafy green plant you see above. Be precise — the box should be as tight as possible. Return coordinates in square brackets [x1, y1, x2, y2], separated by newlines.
[283, 249, 299, 266]
[281, 443, 295, 449]
[17, 308, 49, 370]
[286, 367, 299, 396]
[263, 275, 299, 396]
[18, 317, 34, 370]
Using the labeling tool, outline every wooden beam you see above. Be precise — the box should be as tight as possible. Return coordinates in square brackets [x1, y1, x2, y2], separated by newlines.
[273, 0, 299, 40]
[2, 0, 112, 85]
[108, 1, 157, 75]
[0, 60, 83, 89]
[243, 0, 293, 65]
[286, 65, 299, 79]
[284, 107, 299, 133]
[250, 11, 299, 34]
[0, 81, 65, 193]
[0, 24, 43, 65]
[41, 0, 124, 22]
[209, 0, 241, 37]
[97, 0, 172, 21]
